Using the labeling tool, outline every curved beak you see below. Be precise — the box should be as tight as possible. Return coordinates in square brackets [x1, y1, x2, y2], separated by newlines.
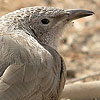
[66, 9, 94, 20]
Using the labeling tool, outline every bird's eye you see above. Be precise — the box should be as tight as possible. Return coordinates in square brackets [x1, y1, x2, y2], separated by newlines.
[41, 18, 50, 24]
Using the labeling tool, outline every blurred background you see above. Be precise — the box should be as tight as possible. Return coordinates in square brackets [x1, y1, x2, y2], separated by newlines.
[0, 0, 100, 81]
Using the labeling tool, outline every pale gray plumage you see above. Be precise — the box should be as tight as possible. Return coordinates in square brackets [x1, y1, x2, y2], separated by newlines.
[0, 6, 94, 100]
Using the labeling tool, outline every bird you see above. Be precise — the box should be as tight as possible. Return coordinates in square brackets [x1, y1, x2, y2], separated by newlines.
[0, 6, 94, 100]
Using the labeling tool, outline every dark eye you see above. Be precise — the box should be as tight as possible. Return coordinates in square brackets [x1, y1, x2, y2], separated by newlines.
[41, 18, 50, 24]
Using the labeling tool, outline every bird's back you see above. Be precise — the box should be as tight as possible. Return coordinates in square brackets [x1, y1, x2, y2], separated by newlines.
[0, 32, 66, 100]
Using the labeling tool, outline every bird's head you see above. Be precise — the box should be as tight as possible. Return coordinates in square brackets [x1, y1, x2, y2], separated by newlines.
[20, 6, 94, 49]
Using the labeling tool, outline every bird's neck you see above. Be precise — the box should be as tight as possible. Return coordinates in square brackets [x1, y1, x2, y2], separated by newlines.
[45, 34, 59, 50]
